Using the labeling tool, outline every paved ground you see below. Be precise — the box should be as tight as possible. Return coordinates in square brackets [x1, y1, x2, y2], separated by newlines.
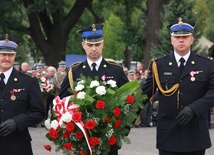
[30, 125, 214, 155]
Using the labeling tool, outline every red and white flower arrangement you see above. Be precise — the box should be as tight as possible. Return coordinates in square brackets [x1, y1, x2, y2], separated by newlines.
[38, 75, 54, 96]
[44, 76, 145, 155]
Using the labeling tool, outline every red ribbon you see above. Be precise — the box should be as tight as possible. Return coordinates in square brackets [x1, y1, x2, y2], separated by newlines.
[52, 96, 92, 155]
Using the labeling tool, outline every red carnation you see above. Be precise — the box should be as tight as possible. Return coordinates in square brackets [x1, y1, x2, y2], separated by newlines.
[64, 142, 73, 150]
[113, 107, 121, 117]
[126, 95, 134, 104]
[108, 136, 117, 145]
[104, 117, 110, 123]
[72, 112, 82, 122]
[63, 131, 70, 138]
[49, 128, 59, 139]
[75, 131, 84, 139]
[89, 137, 100, 146]
[114, 119, 121, 128]
[66, 122, 75, 132]
[79, 150, 89, 155]
[44, 144, 51, 151]
[95, 100, 106, 109]
[85, 120, 96, 130]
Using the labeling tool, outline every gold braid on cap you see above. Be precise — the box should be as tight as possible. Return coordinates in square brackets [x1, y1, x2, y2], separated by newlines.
[152, 60, 179, 96]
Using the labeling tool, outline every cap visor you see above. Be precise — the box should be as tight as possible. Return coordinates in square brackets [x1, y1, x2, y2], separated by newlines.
[84, 37, 103, 44]
[171, 32, 193, 36]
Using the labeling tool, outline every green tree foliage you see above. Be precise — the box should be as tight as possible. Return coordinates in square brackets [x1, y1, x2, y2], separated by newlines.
[0, 0, 92, 67]
[103, 14, 125, 60]
[0, 0, 145, 67]
[203, 0, 214, 42]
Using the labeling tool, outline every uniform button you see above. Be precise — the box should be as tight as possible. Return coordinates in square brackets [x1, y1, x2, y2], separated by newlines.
[1, 110, 3, 112]
[180, 80, 183, 82]
[0, 99, 3, 101]
[180, 92, 183, 95]
[180, 105, 184, 108]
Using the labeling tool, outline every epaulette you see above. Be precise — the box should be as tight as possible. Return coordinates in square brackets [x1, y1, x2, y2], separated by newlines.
[197, 54, 213, 61]
[153, 54, 167, 61]
[69, 62, 82, 69]
[106, 60, 121, 67]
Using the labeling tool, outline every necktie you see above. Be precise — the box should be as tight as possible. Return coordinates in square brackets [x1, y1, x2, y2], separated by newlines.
[92, 63, 97, 75]
[179, 58, 185, 73]
[0, 73, 5, 92]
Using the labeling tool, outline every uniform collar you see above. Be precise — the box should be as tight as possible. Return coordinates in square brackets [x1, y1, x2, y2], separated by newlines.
[174, 51, 190, 66]
[0, 67, 13, 84]
[87, 57, 103, 70]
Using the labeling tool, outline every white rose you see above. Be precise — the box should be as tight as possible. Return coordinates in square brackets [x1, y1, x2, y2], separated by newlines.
[77, 91, 86, 99]
[51, 120, 59, 129]
[40, 77, 46, 82]
[107, 80, 117, 88]
[75, 84, 85, 91]
[90, 80, 100, 88]
[96, 86, 106, 95]
[77, 80, 85, 85]
[61, 112, 72, 123]
[44, 119, 51, 129]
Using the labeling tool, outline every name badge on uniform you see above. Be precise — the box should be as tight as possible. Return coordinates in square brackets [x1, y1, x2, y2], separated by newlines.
[163, 72, 172, 75]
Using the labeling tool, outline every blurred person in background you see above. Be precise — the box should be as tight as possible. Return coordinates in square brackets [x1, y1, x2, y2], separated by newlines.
[21, 62, 29, 74]
[13, 61, 20, 71]
[53, 61, 67, 96]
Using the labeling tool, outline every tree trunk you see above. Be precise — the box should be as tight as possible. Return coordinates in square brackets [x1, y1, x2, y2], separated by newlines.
[23, 0, 92, 67]
[143, 0, 170, 69]
[123, 46, 132, 70]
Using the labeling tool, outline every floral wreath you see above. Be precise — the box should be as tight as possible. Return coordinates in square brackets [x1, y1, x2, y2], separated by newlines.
[44, 76, 145, 155]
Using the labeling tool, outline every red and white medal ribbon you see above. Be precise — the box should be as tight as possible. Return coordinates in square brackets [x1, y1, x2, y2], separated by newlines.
[189, 70, 203, 77]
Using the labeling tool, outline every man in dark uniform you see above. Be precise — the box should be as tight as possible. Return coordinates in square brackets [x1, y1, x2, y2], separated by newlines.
[59, 23, 129, 155]
[0, 34, 45, 155]
[142, 17, 214, 155]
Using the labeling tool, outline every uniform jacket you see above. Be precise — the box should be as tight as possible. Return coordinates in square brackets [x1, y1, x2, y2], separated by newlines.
[142, 51, 214, 152]
[59, 58, 129, 98]
[0, 68, 45, 155]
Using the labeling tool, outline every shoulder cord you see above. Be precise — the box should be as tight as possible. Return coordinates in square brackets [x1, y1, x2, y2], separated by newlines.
[152, 60, 179, 97]
[68, 68, 74, 91]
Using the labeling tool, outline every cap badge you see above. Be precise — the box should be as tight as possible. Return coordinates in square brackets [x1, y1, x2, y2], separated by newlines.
[5, 34, 9, 42]
[92, 24, 97, 32]
[178, 17, 183, 25]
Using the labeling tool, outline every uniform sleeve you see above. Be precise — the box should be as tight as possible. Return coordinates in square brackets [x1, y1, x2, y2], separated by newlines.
[58, 74, 72, 98]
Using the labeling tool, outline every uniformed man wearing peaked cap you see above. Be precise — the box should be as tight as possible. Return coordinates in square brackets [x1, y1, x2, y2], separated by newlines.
[59, 24, 129, 155]
[13, 61, 20, 71]
[0, 34, 45, 155]
[142, 17, 214, 155]
[58, 60, 66, 67]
